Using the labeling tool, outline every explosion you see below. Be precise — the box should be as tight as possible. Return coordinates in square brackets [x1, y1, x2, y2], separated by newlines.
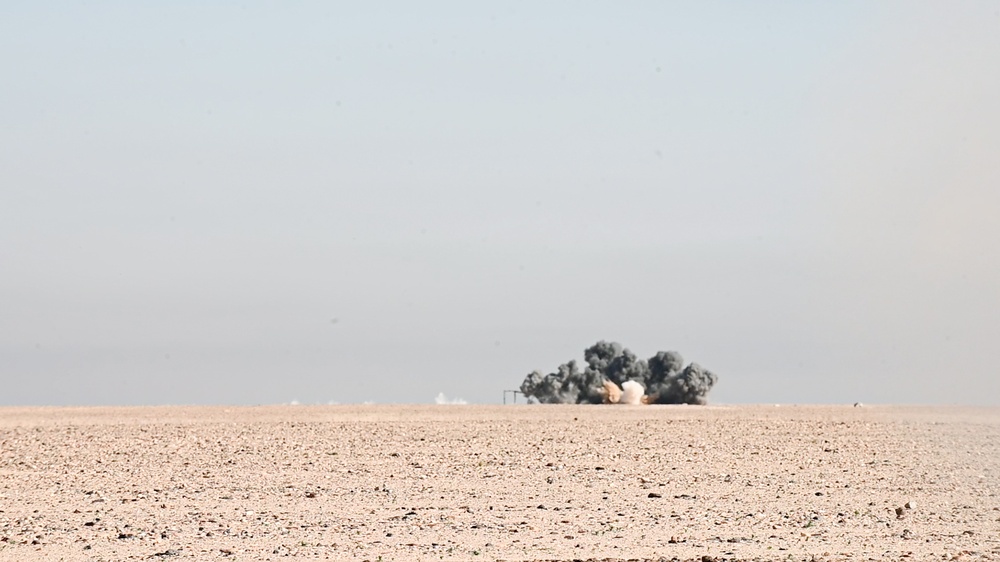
[519, 340, 718, 405]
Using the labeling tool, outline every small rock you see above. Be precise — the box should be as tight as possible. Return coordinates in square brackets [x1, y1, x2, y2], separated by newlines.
[648, 493, 662, 498]
[895, 506, 905, 518]
[905, 501, 915, 510]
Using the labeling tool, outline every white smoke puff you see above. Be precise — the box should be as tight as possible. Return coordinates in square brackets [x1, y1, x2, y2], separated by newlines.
[434, 392, 467, 405]
[619, 380, 645, 405]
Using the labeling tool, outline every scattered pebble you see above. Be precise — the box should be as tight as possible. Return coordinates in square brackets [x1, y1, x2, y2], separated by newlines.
[0, 404, 993, 561]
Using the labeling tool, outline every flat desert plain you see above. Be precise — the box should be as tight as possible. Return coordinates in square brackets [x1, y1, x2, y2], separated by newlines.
[1, 405, 998, 562]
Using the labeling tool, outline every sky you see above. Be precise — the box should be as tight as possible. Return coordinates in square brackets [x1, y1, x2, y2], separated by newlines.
[2, 2, 999, 406]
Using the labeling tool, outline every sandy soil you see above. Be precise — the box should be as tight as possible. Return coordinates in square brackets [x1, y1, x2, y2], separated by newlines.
[1, 404, 997, 561]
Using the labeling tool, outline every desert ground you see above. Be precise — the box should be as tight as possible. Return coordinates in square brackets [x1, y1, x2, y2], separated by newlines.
[0, 404, 997, 562]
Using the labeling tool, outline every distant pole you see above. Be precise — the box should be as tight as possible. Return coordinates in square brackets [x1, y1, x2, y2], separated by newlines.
[503, 390, 522, 404]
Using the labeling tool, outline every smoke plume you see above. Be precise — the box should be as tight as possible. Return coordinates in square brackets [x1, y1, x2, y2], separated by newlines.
[519, 341, 718, 405]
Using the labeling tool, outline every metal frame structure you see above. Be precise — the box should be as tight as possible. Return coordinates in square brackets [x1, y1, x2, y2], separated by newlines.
[502, 390, 522, 404]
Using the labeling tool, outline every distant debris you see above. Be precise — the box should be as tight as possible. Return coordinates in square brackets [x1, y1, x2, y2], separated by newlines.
[854, 402, 863, 408]
[434, 392, 467, 405]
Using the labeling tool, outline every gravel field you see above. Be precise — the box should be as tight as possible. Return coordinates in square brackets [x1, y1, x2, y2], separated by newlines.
[1, 404, 998, 561]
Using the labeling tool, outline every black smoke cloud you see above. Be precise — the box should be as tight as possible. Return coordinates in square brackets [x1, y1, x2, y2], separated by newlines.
[519, 341, 718, 405]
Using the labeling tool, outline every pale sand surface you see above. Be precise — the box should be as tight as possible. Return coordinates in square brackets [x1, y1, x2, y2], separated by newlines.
[1, 405, 998, 561]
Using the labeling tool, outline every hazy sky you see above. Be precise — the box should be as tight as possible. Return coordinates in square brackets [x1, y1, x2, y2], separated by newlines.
[3, 2, 999, 406]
